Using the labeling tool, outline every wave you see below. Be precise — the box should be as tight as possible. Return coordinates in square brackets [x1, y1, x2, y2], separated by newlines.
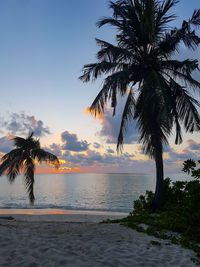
[0, 203, 131, 213]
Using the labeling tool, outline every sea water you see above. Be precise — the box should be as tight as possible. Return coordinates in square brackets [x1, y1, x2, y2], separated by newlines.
[0, 173, 190, 213]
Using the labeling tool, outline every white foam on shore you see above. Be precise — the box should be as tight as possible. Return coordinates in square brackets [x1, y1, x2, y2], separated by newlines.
[0, 208, 128, 222]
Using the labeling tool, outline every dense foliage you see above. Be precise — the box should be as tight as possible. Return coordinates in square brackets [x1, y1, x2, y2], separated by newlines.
[182, 159, 200, 179]
[111, 160, 200, 263]
[133, 178, 200, 240]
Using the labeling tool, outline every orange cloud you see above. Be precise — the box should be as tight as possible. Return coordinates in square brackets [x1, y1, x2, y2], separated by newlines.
[187, 139, 196, 146]
[35, 165, 80, 174]
[7, 132, 14, 140]
[180, 149, 187, 154]
[84, 106, 104, 121]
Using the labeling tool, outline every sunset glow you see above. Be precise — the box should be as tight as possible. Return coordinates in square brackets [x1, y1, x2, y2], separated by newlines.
[84, 106, 104, 121]
[0, 0, 199, 175]
[0, 2, 199, 266]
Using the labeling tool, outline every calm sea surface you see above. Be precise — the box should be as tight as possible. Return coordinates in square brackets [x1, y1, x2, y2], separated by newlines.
[0, 173, 190, 213]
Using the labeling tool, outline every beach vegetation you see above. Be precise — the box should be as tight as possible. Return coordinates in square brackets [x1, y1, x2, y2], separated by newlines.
[182, 159, 200, 179]
[79, 0, 200, 210]
[0, 132, 60, 203]
[112, 160, 200, 263]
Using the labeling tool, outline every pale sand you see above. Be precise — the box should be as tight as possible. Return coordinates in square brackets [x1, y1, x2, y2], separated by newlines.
[0, 213, 196, 267]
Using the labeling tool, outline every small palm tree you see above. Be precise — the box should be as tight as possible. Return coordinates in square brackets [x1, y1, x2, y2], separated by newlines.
[0, 132, 60, 203]
[80, 0, 200, 210]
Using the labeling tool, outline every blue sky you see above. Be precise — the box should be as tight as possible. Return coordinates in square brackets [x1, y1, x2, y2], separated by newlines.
[0, 0, 199, 174]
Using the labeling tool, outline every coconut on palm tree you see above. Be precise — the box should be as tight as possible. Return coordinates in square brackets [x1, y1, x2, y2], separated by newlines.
[0, 132, 60, 203]
[79, 0, 200, 210]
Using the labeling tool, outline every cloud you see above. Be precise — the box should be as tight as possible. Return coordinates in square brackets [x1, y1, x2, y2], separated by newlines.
[1, 112, 50, 137]
[62, 148, 136, 168]
[45, 131, 141, 171]
[187, 139, 200, 151]
[39, 127, 199, 174]
[45, 143, 62, 157]
[0, 136, 13, 153]
[169, 140, 200, 161]
[107, 148, 114, 154]
[98, 107, 138, 144]
[93, 142, 101, 149]
[168, 147, 199, 163]
[84, 93, 139, 146]
[61, 131, 89, 152]
[163, 145, 173, 153]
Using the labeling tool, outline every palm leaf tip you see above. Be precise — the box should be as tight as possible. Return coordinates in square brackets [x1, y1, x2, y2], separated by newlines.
[49, 155, 60, 168]
[54, 158, 60, 169]
[27, 132, 34, 139]
[89, 106, 102, 117]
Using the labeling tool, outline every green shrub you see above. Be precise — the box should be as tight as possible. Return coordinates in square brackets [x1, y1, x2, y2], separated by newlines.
[114, 159, 200, 263]
[182, 159, 200, 179]
[131, 177, 200, 239]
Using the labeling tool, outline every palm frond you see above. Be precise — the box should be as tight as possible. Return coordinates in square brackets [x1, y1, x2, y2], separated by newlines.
[89, 69, 133, 115]
[171, 81, 200, 133]
[164, 67, 200, 90]
[7, 159, 23, 183]
[163, 59, 199, 75]
[12, 132, 40, 150]
[0, 149, 24, 176]
[158, 9, 200, 55]
[155, 0, 177, 32]
[12, 136, 27, 149]
[32, 149, 60, 168]
[95, 38, 134, 62]
[79, 61, 129, 83]
[182, 29, 200, 50]
[160, 0, 178, 17]
[189, 9, 200, 27]
[117, 89, 135, 152]
[1, 148, 22, 162]
[110, 0, 129, 19]
[27, 132, 34, 139]
[97, 17, 122, 28]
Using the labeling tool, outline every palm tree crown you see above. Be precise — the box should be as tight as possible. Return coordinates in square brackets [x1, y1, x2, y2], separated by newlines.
[0, 132, 60, 203]
[80, 0, 200, 209]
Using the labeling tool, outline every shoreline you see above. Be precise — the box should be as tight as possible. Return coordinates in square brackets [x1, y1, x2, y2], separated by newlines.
[0, 208, 128, 222]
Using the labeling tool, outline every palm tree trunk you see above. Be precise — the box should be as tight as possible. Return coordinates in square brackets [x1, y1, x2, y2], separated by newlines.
[151, 146, 164, 211]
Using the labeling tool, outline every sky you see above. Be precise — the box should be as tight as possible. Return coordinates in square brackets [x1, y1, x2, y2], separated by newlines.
[0, 0, 199, 175]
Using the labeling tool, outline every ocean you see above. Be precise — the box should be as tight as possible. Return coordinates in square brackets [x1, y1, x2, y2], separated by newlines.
[0, 173, 190, 213]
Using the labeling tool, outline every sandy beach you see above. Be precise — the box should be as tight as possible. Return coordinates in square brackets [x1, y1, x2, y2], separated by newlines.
[0, 212, 196, 267]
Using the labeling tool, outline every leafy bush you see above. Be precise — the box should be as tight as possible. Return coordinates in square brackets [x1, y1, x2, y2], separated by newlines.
[113, 159, 200, 263]
[182, 159, 200, 179]
[132, 177, 200, 239]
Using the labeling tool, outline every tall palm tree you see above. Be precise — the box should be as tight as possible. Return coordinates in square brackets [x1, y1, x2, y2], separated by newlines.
[0, 132, 60, 203]
[79, 0, 200, 210]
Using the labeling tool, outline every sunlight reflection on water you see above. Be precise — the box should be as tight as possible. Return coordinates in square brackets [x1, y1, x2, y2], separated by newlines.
[0, 172, 190, 212]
